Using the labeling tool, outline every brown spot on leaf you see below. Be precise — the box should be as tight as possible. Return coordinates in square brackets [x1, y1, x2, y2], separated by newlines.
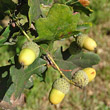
[60, 34, 64, 38]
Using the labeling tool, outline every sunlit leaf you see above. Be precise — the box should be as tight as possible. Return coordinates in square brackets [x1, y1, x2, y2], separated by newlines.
[35, 4, 80, 42]
[54, 47, 100, 79]
[10, 58, 47, 97]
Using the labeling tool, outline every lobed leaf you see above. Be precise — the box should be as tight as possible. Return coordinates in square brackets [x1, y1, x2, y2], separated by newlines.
[35, 4, 80, 42]
[10, 58, 47, 98]
[54, 47, 100, 79]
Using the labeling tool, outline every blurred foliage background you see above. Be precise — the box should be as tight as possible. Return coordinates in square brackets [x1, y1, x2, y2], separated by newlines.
[0, 0, 110, 110]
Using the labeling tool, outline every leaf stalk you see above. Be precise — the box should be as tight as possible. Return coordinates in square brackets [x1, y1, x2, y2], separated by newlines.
[47, 54, 75, 85]
[16, 22, 32, 42]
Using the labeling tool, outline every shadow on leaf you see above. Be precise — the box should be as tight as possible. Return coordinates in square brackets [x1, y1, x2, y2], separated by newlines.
[0, 65, 12, 100]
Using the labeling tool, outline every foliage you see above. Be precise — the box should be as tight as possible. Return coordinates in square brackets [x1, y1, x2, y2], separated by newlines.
[0, 0, 100, 109]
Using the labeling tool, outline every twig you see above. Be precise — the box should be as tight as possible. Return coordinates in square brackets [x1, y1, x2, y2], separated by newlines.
[47, 54, 75, 85]
[16, 22, 32, 42]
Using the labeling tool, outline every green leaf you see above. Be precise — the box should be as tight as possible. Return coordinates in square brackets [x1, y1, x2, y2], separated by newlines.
[35, 4, 80, 42]
[25, 58, 47, 77]
[77, 22, 92, 30]
[17, 13, 28, 26]
[25, 77, 33, 89]
[10, 58, 47, 98]
[0, 26, 11, 46]
[16, 3, 29, 26]
[69, 41, 82, 54]
[15, 35, 28, 53]
[0, 65, 13, 102]
[45, 66, 60, 87]
[8, 56, 15, 65]
[28, 0, 42, 26]
[0, 57, 46, 102]
[40, 4, 51, 17]
[39, 43, 49, 55]
[54, 47, 100, 80]
[0, 0, 16, 16]
[0, 25, 3, 32]
[3, 84, 15, 102]
[67, 1, 93, 16]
